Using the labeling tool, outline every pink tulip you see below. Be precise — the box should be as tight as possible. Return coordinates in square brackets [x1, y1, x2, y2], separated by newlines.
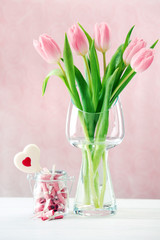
[33, 34, 61, 64]
[94, 22, 110, 53]
[68, 24, 89, 56]
[123, 38, 146, 65]
[131, 48, 154, 73]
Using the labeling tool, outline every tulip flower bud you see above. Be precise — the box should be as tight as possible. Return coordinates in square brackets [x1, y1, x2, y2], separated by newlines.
[67, 24, 89, 56]
[131, 48, 154, 73]
[123, 38, 146, 65]
[33, 34, 61, 64]
[94, 22, 110, 53]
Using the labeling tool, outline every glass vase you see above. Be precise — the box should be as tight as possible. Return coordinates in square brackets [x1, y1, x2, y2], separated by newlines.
[66, 98, 125, 216]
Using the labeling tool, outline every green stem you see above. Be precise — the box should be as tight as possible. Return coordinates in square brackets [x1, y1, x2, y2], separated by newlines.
[83, 55, 93, 96]
[100, 150, 107, 208]
[78, 112, 90, 140]
[58, 62, 66, 78]
[102, 52, 106, 75]
[57, 62, 70, 89]
[94, 171, 100, 201]
[78, 111, 107, 209]
[78, 111, 100, 207]
[86, 145, 100, 208]
[82, 148, 91, 204]
[93, 144, 106, 173]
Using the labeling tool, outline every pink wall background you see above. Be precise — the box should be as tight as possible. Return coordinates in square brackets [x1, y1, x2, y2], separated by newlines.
[0, 0, 160, 198]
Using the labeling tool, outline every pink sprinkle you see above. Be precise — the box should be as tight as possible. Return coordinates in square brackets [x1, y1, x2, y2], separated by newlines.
[41, 183, 48, 192]
[61, 192, 68, 199]
[58, 203, 65, 212]
[54, 174, 62, 180]
[51, 187, 56, 197]
[36, 197, 46, 204]
[41, 183, 50, 199]
[41, 210, 55, 221]
[52, 182, 60, 192]
[57, 192, 66, 205]
[54, 215, 64, 220]
[41, 216, 48, 221]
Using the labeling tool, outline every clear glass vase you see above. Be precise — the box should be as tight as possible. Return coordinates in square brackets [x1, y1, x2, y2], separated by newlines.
[66, 98, 125, 216]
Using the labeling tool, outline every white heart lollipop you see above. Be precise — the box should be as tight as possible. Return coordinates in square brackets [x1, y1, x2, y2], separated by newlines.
[14, 144, 41, 173]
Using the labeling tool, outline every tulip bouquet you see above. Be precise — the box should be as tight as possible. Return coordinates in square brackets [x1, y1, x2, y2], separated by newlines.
[33, 23, 158, 209]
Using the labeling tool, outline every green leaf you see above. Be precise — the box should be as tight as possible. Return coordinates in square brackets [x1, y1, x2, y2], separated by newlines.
[101, 44, 125, 107]
[63, 34, 76, 92]
[101, 26, 134, 101]
[78, 23, 92, 48]
[111, 64, 132, 95]
[75, 66, 94, 113]
[89, 40, 102, 109]
[119, 65, 133, 81]
[150, 39, 159, 49]
[96, 68, 119, 140]
[111, 67, 125, 91]
[84, 56, 90, 84]
[42, 69, 65, 96]
[109, 69, 136, 108]
[99, 45, 124, 112]
[123, 25, 135, 51]
[63, 34, 82, 110]
[100, 27, 135, 110]
[102, 26, 134, 89]
[102, 45, 124, 84]
[75, 66, 97, 140]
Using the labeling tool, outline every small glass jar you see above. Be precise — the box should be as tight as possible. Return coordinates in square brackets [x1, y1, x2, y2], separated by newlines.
[28, 170, 73, 220]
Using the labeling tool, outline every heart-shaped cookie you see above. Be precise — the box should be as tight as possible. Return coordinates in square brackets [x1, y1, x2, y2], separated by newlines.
[14, 144, 41, 173]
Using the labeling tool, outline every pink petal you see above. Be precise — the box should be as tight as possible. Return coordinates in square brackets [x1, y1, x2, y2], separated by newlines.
[100, 23, 110, 52]
[68, 24, 88, 55]
[126, 39, 146, 64]
[131, 48, 154, 73]
[131, 48, 148, 68]
[94, 22, 110, 52]
[33, 39, 48, 61]
[94, 23, 101, 51]
[134, 56, 154, 73]
[123, 38, 138, 64]
[40, 35, 61, 63]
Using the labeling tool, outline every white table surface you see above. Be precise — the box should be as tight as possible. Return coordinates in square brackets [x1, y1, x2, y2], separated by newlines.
[0, 198, 160, 240]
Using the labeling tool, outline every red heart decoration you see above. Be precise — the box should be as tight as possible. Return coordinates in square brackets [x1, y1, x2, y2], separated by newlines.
[22, 157, 31, 167]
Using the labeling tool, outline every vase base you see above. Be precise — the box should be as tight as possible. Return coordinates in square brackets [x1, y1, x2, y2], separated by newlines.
[73, 204, 117, 217]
